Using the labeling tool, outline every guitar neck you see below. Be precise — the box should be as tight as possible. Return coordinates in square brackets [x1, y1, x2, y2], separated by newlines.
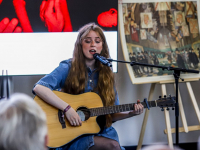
[89, 101, 157, 117]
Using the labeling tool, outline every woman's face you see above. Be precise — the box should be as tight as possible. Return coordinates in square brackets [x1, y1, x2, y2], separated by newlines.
[81, 30, 103, 60]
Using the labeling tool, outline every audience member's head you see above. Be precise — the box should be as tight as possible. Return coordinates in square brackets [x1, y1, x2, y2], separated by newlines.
[141, 144, 183, 150]
[0, 93, 48, 150]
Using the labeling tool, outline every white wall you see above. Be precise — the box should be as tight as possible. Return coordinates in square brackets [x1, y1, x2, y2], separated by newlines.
[9, 32, 200, 147]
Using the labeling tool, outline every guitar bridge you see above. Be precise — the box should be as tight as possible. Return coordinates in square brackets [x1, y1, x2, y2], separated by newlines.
[58, 110, 66, 128]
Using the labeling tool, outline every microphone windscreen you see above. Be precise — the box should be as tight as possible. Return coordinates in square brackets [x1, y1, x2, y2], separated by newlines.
[93, 53, 99, 59]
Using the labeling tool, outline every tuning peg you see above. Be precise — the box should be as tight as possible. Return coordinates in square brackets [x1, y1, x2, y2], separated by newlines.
[159, 96, 161, 98]
[167, 107, 170, 111]
[164, 95, 166, 98]
[172, 107, 175, 110]
[161, 107, 164, 111]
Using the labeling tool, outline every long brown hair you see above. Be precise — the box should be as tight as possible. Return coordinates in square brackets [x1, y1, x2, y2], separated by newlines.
[62, 23, 116, 127]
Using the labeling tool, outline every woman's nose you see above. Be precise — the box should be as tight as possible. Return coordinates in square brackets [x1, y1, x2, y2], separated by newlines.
[90, 40, 96, 46]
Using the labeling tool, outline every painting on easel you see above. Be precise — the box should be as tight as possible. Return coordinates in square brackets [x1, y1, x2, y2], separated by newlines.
[119, 0, 200, 84]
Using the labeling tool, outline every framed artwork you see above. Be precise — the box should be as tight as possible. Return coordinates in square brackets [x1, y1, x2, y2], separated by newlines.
[119, 0, 200, 84]
[174, 11, 186, 26]
[140, 29, 147, 39]
[140, 13, 153, 28]
[182, 25, 190, 36]
[189, 19, 199, 33]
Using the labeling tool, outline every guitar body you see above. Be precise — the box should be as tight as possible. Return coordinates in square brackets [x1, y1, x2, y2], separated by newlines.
[34, 91, 103, 148]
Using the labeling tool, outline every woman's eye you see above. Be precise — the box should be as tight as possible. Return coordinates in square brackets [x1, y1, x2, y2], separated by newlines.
[84, 38, 101, 44]
[85, 40, 91, 43]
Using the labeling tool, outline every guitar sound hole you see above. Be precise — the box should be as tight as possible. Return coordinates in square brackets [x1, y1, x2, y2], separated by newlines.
[77, 107, 90, 121]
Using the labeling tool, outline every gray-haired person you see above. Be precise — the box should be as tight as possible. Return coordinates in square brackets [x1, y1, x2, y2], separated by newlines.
[0, 93, 48, 150]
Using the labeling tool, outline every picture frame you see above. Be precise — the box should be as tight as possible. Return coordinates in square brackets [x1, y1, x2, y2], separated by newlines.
[119, 0, 200, 84]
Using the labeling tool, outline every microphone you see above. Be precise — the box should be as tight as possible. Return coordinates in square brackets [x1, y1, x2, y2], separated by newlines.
[93, 53, 112, 67]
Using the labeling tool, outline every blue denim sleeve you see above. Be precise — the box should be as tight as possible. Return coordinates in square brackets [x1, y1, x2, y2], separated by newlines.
[32, 60, 71, 94]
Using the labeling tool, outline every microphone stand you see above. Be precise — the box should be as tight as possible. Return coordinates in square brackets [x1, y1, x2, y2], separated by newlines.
[108, 58, 199, 146]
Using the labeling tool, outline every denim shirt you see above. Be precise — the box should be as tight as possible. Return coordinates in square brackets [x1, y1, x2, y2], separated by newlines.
[34, 59, 120, 105]
[34, 59, 124, 150]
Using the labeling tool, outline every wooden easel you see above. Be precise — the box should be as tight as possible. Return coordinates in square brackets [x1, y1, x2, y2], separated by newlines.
[136, 78, 200, 150]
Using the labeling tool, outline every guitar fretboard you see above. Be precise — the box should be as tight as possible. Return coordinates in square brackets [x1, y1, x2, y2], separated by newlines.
[89, 101, 157, 117]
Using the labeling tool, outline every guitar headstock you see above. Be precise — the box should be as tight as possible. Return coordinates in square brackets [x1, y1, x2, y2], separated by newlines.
[156, 95, 176, 111]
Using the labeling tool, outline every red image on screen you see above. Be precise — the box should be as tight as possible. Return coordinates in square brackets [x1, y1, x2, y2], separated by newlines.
[97, 8, 117, 28]
[0, 0, 117, 33]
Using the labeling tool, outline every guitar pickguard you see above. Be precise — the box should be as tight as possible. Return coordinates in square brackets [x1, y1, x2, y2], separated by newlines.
[77, 107, 90, 121]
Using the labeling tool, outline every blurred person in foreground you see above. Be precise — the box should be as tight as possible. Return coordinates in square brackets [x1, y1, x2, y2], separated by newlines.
[0, 93, 48, 150]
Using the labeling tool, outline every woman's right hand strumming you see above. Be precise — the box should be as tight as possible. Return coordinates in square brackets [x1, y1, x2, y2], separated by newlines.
[65, 107, 82, 126]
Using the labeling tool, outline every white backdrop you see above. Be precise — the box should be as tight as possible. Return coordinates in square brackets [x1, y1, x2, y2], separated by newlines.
[0, 31, 117, 75]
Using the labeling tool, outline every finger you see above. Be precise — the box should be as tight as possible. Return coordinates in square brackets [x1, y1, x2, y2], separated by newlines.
[40, 0, 47, 21]
[45, 19, 52, 31]
[134, 104, 137, 111]
[78, 117, 82, 126]
[70, 120, 75, 126]
[138, 104, 144, 113]
[13, 0, 26, 7]
[3, 18, 18, 33]
[134, 104, 139, 112]
[0, 18, 9, 32]
[140, 104, 144, 109]
[45, 0, 54, 16]
[73, 121, 76, 126]
[13, 0, 33, 32]
[137, 103, 142, 109]
[137, 100, 143, 112]
[54, 0, 63, 20]
[14, 26, 22, 33]
[59, 0, 68, 16]
[74, 114, 81, 126]
[59, 0, 73, 31]
[138, 103, 143, 108]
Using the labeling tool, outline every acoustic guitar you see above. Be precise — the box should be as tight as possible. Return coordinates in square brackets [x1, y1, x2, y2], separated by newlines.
[34, 90, 175, 148]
